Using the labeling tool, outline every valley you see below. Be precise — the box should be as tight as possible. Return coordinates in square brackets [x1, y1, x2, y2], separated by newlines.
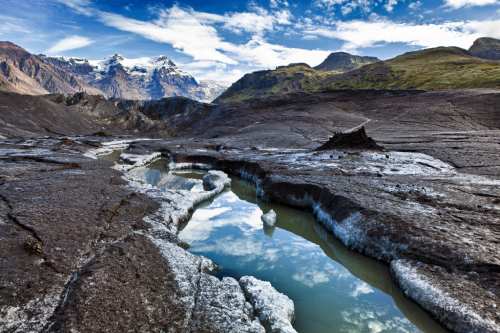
[1, 36, 500, 333]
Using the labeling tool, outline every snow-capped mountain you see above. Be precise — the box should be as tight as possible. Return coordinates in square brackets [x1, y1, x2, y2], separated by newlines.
[199, 80, 232, 102]
[88, 54, 192, 78]
[40, 54, 231, 103]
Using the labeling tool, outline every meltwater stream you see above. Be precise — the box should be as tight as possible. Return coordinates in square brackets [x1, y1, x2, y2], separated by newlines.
[117, 157, 447, 333]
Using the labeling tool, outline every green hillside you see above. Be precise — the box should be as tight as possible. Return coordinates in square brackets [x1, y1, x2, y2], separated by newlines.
[215, 63, 331, 103]
[216, 41, 500, 103]
[321, 47, 500, 90]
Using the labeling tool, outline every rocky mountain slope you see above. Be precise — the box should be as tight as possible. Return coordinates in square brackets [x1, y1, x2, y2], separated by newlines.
[0, 42, 102, 96]
[216, 38, 500, 103]
[314, 52, 379, 72]
[468, 37, 500, 60]
[41, 54, 230, 103]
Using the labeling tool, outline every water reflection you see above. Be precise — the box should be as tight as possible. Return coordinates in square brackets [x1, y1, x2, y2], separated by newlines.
[129, 159, 206, 192]
[96, 149, 125, 164]
[128, 160, 447, 333]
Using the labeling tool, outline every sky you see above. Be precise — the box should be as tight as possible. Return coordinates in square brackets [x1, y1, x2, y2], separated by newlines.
[1, 0, 500, 82]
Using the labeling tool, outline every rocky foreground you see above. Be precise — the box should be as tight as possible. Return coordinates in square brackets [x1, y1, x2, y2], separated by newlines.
[0, 89, 499, 332]
[0, 139, 296, 332]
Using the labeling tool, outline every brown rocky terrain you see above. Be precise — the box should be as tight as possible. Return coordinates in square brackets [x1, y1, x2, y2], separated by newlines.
[0, 42, 103, 96]
[0, 88, 500, 332]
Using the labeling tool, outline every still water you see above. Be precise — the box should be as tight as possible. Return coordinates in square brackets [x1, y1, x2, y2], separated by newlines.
[101, 154, 446, 333]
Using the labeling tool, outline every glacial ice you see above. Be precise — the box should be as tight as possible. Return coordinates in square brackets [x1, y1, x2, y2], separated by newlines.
[202, 170, 232, 191]
[239, 276, 297, 333]
[115, 152, 161, 172]
[261, 209, 276, 227]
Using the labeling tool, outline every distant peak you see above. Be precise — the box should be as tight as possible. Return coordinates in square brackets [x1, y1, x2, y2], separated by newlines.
[314, 52, 379, 72]
[468, 37, 500, 60]
[325, 52, 379, 60]
[276, 63, 312, 70]
[109, 54, 125, 62]
[155, 55, 170, 62]
[327, 52, 352, 57]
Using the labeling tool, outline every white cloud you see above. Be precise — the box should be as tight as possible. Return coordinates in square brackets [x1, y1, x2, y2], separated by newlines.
[384, 0, 400, 12]
[314, 0, 351, 11]
[302, 35, 319, 40]
[0, 22, 31, 35]
[314, 0, 399, 14]
[408, 1, 422, 10]
[45, 35, 93, 54]
[443, 0, 500, 9]
[52, 0, 95, 16]
[97, 9, 237, 64]
[221, 36, 331, 68]
[270, 0, 290, 7]
[350, 281, 375, 297]
[304, 17, 500, 52]
[316, 0, 499, 12]
[342, 0, 375, 15]
[292, 267, 330, 287]
[96, 6, 330, 71]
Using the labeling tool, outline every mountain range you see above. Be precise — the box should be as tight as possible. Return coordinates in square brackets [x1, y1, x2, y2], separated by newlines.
[1, 37, 500, 104]
[0, 42, 230, 103]
[215, 37, 500, 103]
[40, 54, 230, 102]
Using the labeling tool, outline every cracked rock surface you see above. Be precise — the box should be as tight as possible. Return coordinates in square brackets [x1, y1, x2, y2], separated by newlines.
[0, 139, 295, 332]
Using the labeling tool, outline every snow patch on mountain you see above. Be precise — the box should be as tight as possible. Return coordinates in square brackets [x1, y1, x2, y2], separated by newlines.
[198, 80, 232, 103]
[88, 54, 192, 77]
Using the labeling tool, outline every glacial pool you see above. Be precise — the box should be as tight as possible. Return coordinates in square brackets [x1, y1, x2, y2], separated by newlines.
[102, 154, 448, 333]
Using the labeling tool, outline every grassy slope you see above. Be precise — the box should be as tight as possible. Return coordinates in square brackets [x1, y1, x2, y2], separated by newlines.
[216, 64, 332, 103]
[321, 47, 500, 90]
[217, 47, 500, 103]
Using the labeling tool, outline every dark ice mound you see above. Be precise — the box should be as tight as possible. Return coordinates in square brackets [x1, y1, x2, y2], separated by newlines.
[315, 127, 383, 151]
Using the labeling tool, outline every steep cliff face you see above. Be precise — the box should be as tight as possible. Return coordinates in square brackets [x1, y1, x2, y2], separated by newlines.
[42, 54, 230, 102]
[314, 52, 379, 72]
[468, 37, 500, 60]
[0, 42, 103, 96]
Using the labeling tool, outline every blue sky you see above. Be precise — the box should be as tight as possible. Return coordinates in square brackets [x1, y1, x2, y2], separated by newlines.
[1, 0, 500, 82]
